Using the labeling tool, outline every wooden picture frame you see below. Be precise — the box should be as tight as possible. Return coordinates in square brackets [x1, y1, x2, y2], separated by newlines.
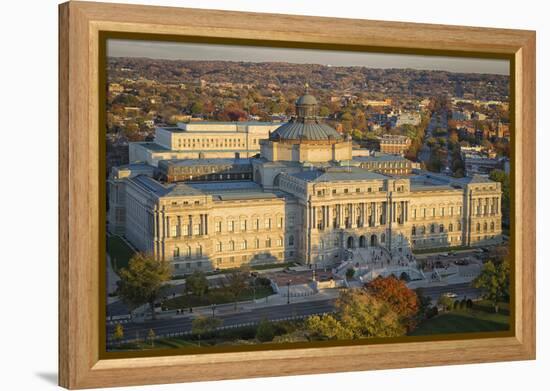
[59, 1, 536, 389]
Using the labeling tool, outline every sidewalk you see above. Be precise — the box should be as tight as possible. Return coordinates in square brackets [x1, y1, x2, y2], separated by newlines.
[157, 288, 341, 320]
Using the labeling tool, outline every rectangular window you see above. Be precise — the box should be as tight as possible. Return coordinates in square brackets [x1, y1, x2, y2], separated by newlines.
[228, 220, 235, 232]
[253, 219, 259, 230]
[215, 221, 222, 233]
[265, 218, 271, 230]
[240, 220, 247, 231]
[277, 217, 283, 229]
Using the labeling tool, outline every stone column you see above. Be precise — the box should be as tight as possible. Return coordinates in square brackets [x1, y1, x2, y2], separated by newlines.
[188, 215, 193, 236]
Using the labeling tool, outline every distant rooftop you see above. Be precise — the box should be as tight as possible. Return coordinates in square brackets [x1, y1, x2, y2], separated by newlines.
[130, 175, 204, 197]
[159, 158, 252, 167]
[291, 166, 387, 183]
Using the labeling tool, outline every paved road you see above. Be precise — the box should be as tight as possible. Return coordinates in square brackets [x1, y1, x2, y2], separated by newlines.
[106, 279, 483, 345]
[107, 298, 336, 343]
[418, 282, 482, 302]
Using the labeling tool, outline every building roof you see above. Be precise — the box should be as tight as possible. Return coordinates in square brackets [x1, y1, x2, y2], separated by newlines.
[130, 175, 204, 197]
[353, 153, 409, 163]
[270, 120, 343, 141]
[290, 167, 387, 183]
[159, 158, 251, 168]
[296, 94, 318, 106]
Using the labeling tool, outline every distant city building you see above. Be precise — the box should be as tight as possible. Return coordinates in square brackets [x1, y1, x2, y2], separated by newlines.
[363, 98, 393, 107]
[379, 134, 412, 155]
[452, 110, 472, 121]
[461, 146, 504, 177]
[395, 111, 421, 127]
[353, 152, 416, 175]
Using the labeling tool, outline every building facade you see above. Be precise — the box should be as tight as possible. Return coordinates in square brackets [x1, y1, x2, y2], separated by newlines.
[129, 121, 280, 166]
[108, 90, 502, 274]
[379, 134, 412, 155]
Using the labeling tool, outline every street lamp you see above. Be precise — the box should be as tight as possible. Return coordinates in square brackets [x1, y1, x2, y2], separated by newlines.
[287, 280, 292, 304]
[252, 277, 256, 301]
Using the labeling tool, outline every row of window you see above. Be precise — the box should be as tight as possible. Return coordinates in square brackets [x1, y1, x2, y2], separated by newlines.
[215, 216, 289, 233]
[412, 222, 462, 235]
[176, 137, 244, 149]
[411, 221, 497, 235]
[215, 235, 294, 252]
[316, 187, 385, 197]
[412, 206, 462, 219]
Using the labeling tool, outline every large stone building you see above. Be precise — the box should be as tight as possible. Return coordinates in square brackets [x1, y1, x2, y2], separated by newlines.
[108, 90, 502, 274]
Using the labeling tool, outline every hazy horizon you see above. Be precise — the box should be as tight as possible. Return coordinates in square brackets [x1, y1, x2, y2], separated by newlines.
[108, 39, 510, 76]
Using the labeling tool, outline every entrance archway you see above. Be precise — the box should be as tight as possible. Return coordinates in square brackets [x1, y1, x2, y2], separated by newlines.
[359, 235, 366, 248]
[347, 236, 355, 249]
[370, 234, 378, 247]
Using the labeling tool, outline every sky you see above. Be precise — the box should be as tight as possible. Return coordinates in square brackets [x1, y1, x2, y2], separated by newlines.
[107, 39, 509, 76]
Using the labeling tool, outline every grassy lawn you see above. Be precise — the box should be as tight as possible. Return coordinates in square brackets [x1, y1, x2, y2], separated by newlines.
[162, 285, 274, 309]
[107, 235, 136, 273]
[111, 337, 200, 351]
[410, 301, 510, 336]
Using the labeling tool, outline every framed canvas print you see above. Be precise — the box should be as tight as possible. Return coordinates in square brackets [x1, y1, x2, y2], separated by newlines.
[58, 1, 536, 389]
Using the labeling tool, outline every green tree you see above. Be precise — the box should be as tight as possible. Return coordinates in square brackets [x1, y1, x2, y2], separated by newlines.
[113, 324, 124, 344]
[186, 270, 208, 297]
[147, 328, 156, 347]
[437, 295, 454, 312]
[117, 253, 171, 320]
[489, 169, 510, 222]
[304, 290, 405, 340]
[226, 267, 250, 310]
[256, 318, 275, 342]
[472, 260, 510, 313]
[192, 315, 222, 346]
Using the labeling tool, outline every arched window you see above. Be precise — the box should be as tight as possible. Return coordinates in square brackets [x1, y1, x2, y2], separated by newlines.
[186, 246, 191, 258]
[288, 235, 294, 246]
[490, 222, 495, 231]
[241, 240, 247, 250]
[229, 240, 235, 251]
[449, 223, 453, 232]
[430, 224, 435, 234]
[266, 238, 271, 248]
[439, 224, 444, 233]
[216, 242, 222, 252]
[421, 226, 426, 234]
[458, 222, 462, 231]
[476, 223, 481, 232]
[254, 238, 260, 248]
[195, 245, 202, 257]
[412, 226, 416, 236]
[173, 247, 180, 258]
[483, 222, 488, 232]
[277, 237, 283, 247]
[381, 233, 386, 243]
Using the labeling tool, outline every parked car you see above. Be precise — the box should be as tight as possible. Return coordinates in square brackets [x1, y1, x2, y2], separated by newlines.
[442, 292, 458, 298]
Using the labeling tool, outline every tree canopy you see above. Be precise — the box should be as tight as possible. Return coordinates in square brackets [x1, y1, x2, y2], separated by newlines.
[472, 260, 510, 313]
[365, 276, 419, 327]
[117, 252, 171, 319]
[304, 289, 405, 340]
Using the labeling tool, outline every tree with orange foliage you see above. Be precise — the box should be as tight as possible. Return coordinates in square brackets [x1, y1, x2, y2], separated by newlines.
[365, 276, 419, 328]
